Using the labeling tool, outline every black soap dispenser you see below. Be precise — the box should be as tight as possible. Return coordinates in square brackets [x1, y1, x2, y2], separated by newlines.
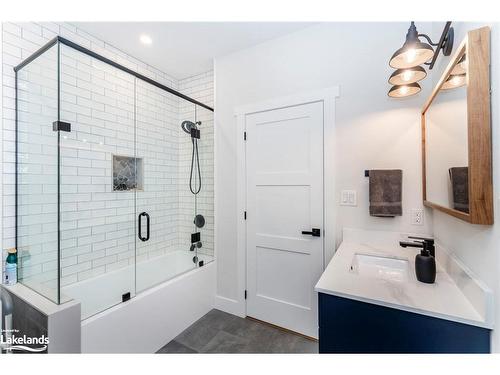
[415, 246, 436, 284]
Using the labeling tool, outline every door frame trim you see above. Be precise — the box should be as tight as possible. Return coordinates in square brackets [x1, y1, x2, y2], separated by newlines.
[234, 87, 340, 317]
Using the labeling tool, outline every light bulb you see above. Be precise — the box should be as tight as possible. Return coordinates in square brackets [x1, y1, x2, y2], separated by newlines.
[452, 76, 460, 85]
[402, 70, 413, 82]
[400, 86, 409, 95]
[406, 48, 417, 63]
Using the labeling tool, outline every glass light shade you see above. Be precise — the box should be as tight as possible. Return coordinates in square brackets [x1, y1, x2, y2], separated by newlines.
[441, 74, 466, 90]
[389, 42, 434, 69]
[388, 82, 421, 98]
[388, 66, 427, 85]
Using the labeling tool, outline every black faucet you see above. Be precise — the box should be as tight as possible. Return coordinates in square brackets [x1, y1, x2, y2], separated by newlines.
[399, 236, 435, 257]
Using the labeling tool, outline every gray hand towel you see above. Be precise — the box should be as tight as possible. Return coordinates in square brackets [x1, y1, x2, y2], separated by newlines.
[369, 169, 403, 217]
[449, 167, 469, 214]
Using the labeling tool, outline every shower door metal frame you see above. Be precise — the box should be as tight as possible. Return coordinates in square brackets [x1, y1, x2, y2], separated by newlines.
[14, 36, 214, 111]
[14, 35, 214, 304]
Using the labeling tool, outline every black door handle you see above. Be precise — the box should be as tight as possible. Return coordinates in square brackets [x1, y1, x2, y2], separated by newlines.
[301, 228, 320, 237]
[138, 212, 150, 241]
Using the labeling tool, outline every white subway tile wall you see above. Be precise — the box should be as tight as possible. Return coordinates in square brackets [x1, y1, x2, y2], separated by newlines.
[2, 22, 214, 302]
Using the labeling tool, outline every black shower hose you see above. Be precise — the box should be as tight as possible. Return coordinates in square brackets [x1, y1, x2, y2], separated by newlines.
[190, 137, 202, 195]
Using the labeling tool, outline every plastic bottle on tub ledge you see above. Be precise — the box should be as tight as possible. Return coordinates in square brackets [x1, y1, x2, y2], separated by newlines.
[4, 248, 17, 286]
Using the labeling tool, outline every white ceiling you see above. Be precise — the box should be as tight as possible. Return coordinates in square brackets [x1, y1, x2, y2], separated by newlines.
[73, 22, 315, 80]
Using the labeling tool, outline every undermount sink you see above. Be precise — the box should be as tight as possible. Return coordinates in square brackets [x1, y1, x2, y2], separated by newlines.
[350, 253, 409, 282]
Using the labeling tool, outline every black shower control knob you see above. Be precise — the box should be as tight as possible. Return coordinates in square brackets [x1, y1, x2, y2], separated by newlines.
[194, 214, 205, 228]
[196, 242, 202, 248]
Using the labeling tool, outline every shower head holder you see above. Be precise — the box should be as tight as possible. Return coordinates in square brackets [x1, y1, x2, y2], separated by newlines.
[190, 127, 200, 139]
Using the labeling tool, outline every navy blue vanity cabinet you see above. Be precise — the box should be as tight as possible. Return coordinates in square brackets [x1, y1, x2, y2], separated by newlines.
[318, 293, 491, 353]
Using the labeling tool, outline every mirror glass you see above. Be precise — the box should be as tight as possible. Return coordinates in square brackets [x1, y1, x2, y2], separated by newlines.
[425, 51, 469, 213]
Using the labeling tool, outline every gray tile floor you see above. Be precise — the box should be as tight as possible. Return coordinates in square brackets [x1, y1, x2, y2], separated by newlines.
[157, 309, 318, 353]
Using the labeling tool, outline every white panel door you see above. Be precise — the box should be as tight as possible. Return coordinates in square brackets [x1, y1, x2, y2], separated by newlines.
[246, 101, 324, 338]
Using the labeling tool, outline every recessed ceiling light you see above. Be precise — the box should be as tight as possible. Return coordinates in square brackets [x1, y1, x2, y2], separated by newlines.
[139, 34, 153, 45]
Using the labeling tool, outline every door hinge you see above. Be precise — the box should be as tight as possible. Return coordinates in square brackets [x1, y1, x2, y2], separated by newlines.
[52, 121, 71, 132]
[244, 131, 247, 141]
[244, 290, 247, 300]
[244, 211, 247, 220]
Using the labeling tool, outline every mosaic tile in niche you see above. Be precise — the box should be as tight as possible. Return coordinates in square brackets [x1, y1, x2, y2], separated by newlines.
[113, 155, 143, 191]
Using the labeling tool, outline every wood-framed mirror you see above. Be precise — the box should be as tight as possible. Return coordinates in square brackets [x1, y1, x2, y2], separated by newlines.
[421, 26, 493, 225]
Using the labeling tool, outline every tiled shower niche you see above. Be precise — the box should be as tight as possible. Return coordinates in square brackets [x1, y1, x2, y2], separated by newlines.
[113, 155, 143, 191]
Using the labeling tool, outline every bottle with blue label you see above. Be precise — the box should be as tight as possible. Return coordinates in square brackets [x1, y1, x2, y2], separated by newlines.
[4, 248, 17, 285]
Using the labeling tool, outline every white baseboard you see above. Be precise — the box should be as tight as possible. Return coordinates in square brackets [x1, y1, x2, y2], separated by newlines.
[214, 295, 245, 318]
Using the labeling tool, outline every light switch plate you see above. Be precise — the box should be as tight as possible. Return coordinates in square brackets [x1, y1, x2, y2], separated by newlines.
[411, 208, 424, 225]
[340, 190, 357, 206]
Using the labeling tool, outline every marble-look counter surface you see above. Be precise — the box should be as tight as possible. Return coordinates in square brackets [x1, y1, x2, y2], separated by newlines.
[315, 228, 493, 329]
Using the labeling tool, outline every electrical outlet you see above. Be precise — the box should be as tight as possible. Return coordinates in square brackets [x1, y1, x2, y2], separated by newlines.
[411, 208, 424, 225]
[340, 190, 357, 206]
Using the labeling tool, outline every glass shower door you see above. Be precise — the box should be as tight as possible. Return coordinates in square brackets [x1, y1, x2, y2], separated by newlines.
[57, 44, 137, 318]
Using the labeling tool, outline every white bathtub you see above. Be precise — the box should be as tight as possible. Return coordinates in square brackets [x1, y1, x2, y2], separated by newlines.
[62, 251, 215, 353]
[62, 251, 213, 320]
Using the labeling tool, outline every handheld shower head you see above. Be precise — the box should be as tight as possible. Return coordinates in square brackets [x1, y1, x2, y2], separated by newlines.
[181, 119, 203, 195]
[181, 120, 201, 134]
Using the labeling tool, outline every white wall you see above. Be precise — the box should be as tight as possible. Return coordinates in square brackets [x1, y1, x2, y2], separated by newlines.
[214, 23, 434, 309]
[429, 22, 500, 352]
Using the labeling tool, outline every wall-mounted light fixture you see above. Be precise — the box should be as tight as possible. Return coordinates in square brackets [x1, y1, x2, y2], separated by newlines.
[441, 73, 466, 90]
[388, 82, 421, 98]
[388, 22, 454, 98]
[388, 66, 427, 85]
[451, 54, 467, 75]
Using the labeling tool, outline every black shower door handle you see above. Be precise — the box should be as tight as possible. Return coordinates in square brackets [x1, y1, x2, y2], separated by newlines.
[138, 212, 150, 242]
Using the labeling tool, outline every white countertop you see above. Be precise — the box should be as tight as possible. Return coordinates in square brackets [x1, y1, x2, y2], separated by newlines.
[315, 231, 492, 329]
